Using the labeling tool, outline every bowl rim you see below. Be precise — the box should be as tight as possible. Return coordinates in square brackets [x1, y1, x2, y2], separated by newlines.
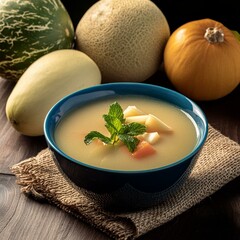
[44, 82, 208, 174]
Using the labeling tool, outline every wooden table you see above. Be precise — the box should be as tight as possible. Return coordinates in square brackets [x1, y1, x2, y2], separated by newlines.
[1, 74, 239, 239]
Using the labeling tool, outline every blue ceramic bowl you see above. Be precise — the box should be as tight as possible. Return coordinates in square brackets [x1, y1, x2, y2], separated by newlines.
[44, 83, 208, 211]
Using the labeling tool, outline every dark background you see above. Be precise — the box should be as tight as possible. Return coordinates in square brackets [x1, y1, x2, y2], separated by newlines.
[61, 0, 240, 32]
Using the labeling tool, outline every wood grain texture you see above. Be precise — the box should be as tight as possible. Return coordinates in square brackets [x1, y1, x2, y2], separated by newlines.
[0, 73, 239, 240]
[0, 175, 109, 240]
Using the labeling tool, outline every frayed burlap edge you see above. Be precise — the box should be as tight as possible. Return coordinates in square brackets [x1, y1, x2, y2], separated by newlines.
[11, 150, 137, 240]
[10, 124, 240, 239]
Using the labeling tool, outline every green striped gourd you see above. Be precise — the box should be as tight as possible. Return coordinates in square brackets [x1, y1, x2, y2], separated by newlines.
[0, 0, 74, 82]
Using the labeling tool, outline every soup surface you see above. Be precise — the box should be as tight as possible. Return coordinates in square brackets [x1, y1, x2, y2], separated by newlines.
[55, 96, 198, 171]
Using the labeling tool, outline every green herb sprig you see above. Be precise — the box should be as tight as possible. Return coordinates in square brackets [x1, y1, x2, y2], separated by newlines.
[84, 102, 146, 152]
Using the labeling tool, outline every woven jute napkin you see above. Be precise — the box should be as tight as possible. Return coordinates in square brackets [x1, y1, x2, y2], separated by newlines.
[11, 124, 240, 240]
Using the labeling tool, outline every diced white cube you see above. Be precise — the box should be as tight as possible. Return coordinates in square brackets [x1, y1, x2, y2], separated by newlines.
[145, 114, 172, 133]
[123, 106, 145, 117]
[140, 132, 160, 144]
[125, 115, 149, 124]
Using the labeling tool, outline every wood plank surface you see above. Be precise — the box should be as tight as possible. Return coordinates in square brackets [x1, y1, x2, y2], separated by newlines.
[1, 74, 239, 239]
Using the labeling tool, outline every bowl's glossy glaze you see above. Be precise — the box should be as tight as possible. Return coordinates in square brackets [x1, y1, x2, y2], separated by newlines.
[44, 83, 208, 211]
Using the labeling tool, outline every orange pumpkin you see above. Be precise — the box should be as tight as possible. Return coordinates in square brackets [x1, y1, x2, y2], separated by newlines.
[163, 18, 240, 101]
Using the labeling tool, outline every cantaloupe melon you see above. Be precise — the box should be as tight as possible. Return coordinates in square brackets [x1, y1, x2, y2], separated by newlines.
[6, 49, 101, 136]
[75, 0, 170, 83]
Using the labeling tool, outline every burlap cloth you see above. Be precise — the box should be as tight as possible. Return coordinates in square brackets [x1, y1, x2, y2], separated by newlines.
[11, 124, 240, 240]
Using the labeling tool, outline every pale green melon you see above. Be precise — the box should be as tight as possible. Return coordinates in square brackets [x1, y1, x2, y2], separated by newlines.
[6, 49, 102, 136]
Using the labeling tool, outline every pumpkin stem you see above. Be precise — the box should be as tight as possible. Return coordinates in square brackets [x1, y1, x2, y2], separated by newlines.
[204, 27, 224, 43]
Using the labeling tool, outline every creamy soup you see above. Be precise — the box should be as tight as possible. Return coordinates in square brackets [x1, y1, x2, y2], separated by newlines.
[54, 96, 198, 171]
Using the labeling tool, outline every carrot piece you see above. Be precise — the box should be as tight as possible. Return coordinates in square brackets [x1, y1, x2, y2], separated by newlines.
[132, 140, 156, 159]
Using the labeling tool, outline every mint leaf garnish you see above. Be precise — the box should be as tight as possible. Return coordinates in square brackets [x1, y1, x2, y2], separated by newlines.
[108, 101, 124, 122]
[118, 134, 140, 153]
[121, 122, 146, 136]
[84, 101, 146, 152]
[84, 131, 111, 145]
